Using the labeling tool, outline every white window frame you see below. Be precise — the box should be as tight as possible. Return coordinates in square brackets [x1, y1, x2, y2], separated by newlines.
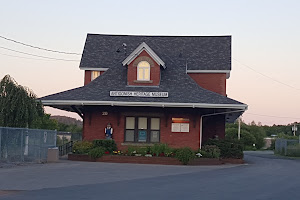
[137, 61, 150, 81]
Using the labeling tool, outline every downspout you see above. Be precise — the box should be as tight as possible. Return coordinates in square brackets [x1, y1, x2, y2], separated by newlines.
[199, 109, 246, 149]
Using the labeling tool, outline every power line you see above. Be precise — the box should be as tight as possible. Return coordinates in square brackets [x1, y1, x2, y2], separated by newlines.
[0, 46, 80, 62]
[0, 35, 81, 55]
[0, 52, 59, 61]
[233, 58, 300, 91]
[245, 112, 300, 120]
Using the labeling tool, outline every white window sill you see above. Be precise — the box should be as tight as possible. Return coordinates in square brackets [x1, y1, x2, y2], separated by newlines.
[134, 80, 153, 83]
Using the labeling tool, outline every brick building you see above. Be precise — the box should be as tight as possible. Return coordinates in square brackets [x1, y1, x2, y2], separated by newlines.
[41, 34, 247, 150]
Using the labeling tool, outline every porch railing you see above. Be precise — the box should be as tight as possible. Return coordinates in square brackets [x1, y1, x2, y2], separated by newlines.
[58, 141, 74, 156]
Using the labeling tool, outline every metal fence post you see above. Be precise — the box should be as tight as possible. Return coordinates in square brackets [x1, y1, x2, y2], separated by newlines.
[21, 129, 24, 162]
[54, 130, 57, 147]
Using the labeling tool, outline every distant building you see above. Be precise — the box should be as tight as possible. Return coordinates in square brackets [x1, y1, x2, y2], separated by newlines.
[41, 34, 247, 150]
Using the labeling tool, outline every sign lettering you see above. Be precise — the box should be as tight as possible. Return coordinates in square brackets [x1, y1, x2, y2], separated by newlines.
[110, 91, 168, 98]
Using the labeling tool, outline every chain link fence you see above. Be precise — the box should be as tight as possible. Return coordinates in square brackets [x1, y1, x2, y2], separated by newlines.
[56, 131, 82, 146]
[0, 127, 57, 163]
[275, 138, 300, 156]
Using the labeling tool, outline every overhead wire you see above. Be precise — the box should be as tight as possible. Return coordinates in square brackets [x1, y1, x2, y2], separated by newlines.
[233, 58, 300, 91]
[0, 46, 80, 62]
[0, 36, 299, 122]
[0, 35, 81, 55]
[0, 52, 59, 61]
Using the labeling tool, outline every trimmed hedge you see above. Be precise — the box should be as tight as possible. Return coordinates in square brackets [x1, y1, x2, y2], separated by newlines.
[204, 139, 244, 159]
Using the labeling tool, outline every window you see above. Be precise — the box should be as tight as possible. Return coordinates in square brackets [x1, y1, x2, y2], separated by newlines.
[91, 71, 100, 81]
[125, 117, 160, 143]
[150, 118, 160, 142]
[125, 117, 135, 142]
[137, 61, 150, 81]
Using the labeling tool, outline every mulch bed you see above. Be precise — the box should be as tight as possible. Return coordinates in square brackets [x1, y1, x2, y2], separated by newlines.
[68, 154, 244, 165]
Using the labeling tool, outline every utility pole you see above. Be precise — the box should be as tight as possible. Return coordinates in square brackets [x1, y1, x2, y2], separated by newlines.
[292, 122, 297, 136]
[238, 117, 241, 140]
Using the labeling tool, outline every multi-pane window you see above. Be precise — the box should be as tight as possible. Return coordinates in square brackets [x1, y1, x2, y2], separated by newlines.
[125, 117, 160, 143]
[137, 61, 150, 81]
[91, 71, 100, 81]
[125, 117, 135, 142]
[138, 117, 147, 142]
[150, 118, 160, 142]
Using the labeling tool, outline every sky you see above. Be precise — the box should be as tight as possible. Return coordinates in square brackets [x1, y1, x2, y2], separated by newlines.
[0, 0, 300, 126]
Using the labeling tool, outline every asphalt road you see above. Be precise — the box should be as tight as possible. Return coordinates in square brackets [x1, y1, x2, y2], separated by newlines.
[1, 151, 300, 200]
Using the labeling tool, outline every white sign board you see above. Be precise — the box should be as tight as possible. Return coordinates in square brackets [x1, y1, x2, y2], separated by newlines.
[110, 91, 168, 98]
[171, 123, 189, 133]
[171, 123, 181, 132]
[180, 123, 189, 132]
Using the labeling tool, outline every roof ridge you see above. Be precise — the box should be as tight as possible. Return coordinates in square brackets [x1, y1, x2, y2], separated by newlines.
[86, 33, 232, 37]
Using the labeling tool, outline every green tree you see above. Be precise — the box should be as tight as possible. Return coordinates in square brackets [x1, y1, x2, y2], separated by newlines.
[226, 127, 256, 149]
[248, 125, 266, 149]
[0, 75, 44, 128]
[33, 114, 58, 130]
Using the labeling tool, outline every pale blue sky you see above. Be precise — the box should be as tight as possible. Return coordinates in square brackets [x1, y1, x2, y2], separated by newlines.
[1, 0, 300, 125]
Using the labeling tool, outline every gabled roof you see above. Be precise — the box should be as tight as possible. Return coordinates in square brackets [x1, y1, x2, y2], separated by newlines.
[79, 34, 231, 71]
[41, 56, 246, 110]
[122, 42, 166, 68]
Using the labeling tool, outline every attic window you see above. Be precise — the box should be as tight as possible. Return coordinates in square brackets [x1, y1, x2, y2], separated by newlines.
[137, 61, 150, 81]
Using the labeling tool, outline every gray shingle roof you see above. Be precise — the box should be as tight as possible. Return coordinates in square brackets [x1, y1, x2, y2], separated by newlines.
[41, 60, 244, 107]
[41, 34, 246, 110]
[79, 34, 231, 71]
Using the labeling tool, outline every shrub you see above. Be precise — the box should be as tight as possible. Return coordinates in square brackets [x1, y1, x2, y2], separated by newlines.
[73, 141, 93, 154]
[89, 147, 106, 159]
[205, 139, 244, 159]
[199, 145, 220, 158]
[126, 146, 149, 156]
[151, 143, 174, 157]
[136, 147, 148, 156]
[286, 144, 300, 157]
[175, 147, 195, 165]
[92, 140, 117, 153]
[127, 146, 136, 156]
[226, 128, 257, 150]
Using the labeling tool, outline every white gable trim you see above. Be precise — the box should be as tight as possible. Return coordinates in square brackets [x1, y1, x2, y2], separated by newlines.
[79, 67, 109, 71]
[122, 42, 166, 68]
[42, 100, 247, 110]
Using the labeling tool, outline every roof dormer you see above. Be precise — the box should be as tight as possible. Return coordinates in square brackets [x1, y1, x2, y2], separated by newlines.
[123, 42, 165, 86]
[122, 42, 165, 68]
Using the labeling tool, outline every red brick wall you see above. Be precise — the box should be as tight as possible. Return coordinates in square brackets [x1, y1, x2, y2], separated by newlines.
[188, 73, 226, 96]
[160, 114, 200, 150]
[83, 110, 124, 141]
[83, 109, 225, 151]
[83, 110, 200, 150]
[84, 71, 92, 85]
[127, 50, 160, 86]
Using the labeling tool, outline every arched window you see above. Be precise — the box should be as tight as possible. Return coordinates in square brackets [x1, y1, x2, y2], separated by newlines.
[137, 61, 150, 81]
